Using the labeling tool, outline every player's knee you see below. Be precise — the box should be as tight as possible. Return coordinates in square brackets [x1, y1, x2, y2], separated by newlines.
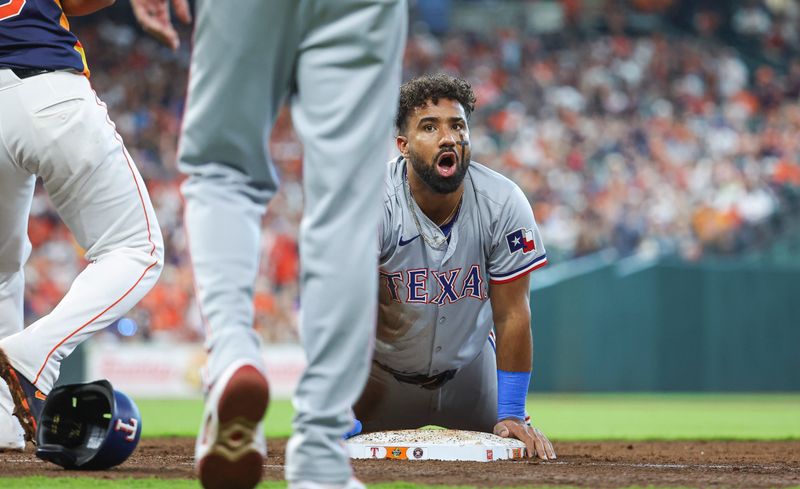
[150, 231, 165, 265]
[147, 235, 165, 280]
[118, 232, 165, 286]
[127, 230, 164, 276]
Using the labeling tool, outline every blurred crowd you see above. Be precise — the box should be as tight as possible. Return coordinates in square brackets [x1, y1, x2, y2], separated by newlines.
[729, 0, 799, 59]
[22, 2, 800, 342]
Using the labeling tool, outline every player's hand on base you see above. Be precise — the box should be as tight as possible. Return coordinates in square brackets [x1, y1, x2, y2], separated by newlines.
[130, 0, 192, 50]
[494, 418, 556, 460]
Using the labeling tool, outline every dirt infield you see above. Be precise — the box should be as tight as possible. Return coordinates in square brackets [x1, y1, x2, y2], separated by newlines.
[1, 439, 799, 488]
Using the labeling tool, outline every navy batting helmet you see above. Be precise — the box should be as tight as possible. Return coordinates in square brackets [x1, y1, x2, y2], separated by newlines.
[35, 379, 142, 470]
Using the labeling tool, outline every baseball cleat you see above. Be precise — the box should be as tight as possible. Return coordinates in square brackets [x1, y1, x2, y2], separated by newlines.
[195, 360, 269, 489]
[0, 349, 45, 444]
[0, 377, 25, 451]
[288, 478, 366, 489]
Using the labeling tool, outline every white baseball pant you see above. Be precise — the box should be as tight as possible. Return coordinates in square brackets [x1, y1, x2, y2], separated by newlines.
[0, 69, 163, 393]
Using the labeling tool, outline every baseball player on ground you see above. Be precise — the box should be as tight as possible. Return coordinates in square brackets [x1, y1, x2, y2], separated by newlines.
[133, 1, 406, 488]
[0, 0, 165, 451]
[351, 74, 556, 461]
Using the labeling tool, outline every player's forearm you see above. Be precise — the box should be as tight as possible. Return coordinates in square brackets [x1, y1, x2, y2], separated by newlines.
[494, 312, 533, 372]
[493, 292, 534, 422]
[490, 275, 534, 421]
[61, 0, 116, 16]
[490, 274, 533, 371]
[494, 315, 533, 422]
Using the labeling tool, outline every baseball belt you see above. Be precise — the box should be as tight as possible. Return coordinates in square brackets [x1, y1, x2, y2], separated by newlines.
[10, 67, 54, 79]
[376, 362, 457, 390]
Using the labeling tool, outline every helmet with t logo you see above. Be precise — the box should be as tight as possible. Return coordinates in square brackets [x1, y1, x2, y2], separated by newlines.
[35, 379, 141, 470]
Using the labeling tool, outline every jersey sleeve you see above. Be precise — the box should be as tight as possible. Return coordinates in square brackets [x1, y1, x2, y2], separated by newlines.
[487, 186, 547, 284]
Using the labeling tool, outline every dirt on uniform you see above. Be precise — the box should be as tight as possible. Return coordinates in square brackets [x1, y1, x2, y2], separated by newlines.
[1, 439, 799, 488]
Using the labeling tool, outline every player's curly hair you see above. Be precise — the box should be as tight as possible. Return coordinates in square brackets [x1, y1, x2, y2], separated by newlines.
[395, 74, 477, 133]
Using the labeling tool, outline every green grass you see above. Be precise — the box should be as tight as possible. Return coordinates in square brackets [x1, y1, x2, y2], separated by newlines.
[137, 393, 800, 440]
[136, 397, 294, 438]
[527, 393, 800, 440]
[1, 480, 768, 489]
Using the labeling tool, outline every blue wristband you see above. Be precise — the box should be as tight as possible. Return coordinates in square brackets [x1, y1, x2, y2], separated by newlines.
[497, 370, 530, 422]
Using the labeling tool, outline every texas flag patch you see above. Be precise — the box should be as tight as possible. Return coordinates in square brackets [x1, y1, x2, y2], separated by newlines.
[506, 228, 536, 254]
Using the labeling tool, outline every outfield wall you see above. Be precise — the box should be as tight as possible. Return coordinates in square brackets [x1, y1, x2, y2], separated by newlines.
[60, 343, 306, 399]
[530, 255, 800, 391]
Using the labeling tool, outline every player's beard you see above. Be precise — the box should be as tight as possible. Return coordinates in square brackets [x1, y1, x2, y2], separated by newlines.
[407, 146, 470, 194]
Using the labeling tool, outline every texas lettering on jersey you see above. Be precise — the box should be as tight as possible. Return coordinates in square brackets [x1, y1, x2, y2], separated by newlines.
[380, 264, 485, 306]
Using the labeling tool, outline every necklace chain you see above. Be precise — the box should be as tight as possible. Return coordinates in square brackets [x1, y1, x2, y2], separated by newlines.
[403, 172, 462, 248]
[437, 195, 462, 226]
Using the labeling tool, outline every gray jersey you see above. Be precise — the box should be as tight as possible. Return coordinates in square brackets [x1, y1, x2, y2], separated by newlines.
[376, 157, 547, 376]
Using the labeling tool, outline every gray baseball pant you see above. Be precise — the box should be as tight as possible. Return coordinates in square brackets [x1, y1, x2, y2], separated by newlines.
[355, 341, 498, 432]
[179, 0, 406, 483]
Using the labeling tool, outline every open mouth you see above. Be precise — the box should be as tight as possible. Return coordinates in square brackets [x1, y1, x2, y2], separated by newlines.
[436, 151, 458, 177]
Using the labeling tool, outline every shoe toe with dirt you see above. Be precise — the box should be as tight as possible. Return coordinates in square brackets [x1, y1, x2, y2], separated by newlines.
[195, 360, 270, 489]
[0, 349, 45, 444]
[0, 378, 25, 451]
